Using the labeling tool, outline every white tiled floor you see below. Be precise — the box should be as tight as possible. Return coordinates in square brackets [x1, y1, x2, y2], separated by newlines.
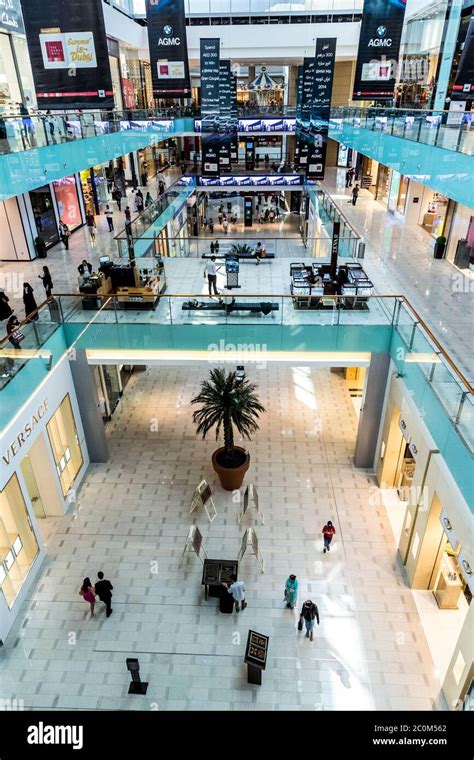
[1, 365, 447, 711]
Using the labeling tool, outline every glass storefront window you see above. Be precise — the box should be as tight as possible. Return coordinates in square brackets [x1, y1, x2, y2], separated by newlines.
[0, 474, 39, 609]
[29, 185, 59, 248]
[46, 394, 83, 497]
[11, 34, 36, 108]
[0, 32, 21, 111]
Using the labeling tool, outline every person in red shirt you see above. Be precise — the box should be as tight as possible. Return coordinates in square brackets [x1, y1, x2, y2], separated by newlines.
[322, 521, 336, 553]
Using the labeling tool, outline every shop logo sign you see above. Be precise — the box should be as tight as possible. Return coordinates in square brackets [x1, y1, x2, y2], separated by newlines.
[158, 24, 180, 46]
[368, 26, 393, 47]
[27, 722, 83, 750]
[2, 399, 48, 466]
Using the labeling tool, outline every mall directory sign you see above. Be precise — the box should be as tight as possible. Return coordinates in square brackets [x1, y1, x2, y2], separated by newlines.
[145, 0, 191, 97]
[352, 0, 407, 100]
[20, 0, 113, 109]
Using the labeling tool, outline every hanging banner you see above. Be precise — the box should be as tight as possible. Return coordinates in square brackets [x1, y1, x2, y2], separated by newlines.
[452, 16, 474, 101]
[145, 0, 191, 97]
[352, 0, 407, 101]
[200, 38, 220, 177]
[219, 61, 232, 170]
[296, 58, 315, 170]
[295, 64, 304, 169]
[230, 73, 239, 162]
[307, 38, 336, 181]
[20, 0, 113, 109]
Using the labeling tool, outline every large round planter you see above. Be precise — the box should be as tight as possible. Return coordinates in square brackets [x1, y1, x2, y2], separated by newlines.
[212, 446, 250, 491]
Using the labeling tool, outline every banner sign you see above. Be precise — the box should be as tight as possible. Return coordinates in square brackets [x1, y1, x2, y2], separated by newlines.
[307, 38, 336, 181]
[452, 16, 474, 101]
[198, 174, 304, 187]
[0, 0, 24, 34]
[352, 0, 407, 100]
[200, 38, 220, 176]
[219, 60, 232, 170]
[194, 118, 295, 133]
[230, 73, 238, 161]
[145, 0, 191, 97]
[296, 57, 315, 169]
[20, 0, 113, 109]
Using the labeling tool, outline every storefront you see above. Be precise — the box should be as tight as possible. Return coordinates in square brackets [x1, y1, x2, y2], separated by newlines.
[52, 175, 84, 232]
[0, 360, 89, 641]
[418, 186, 450, 239]
[29, 185, 59, 248]
[445, 202, 474, 270]
[375, 164, 392, 205]
[388, 171, 410, 216]
[80, 166, 109, 215]
[107, 38, 124, 112]
[0, 5, 36, 113]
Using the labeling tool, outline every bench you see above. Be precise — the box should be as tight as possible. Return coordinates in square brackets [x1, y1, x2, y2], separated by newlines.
[182, 300, 279, 315]
[201, 252, 275, 261]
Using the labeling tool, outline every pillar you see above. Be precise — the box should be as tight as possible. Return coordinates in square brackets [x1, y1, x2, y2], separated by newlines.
[354, 353, 391, 468]
[69, 350, 109, 463]
[433, 0, 463, 110]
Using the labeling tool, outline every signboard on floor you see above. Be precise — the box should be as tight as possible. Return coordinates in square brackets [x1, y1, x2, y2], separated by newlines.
[145, 0, 191, 96]
[237, 528, 265, 572]
[352, 0, 407, 101]
[189, 479, 217, 523]
[21, 0, 113, 109]
[179, 525, 208, 566]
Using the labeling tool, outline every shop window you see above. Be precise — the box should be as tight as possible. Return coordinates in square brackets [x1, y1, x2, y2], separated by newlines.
[0, 474, 40, 609]
[46, 394, 83, 497]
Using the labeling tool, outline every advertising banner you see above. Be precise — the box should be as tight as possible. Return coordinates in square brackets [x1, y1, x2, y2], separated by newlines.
[20, 0, 113, 109]
[200, 38, 220, 176]
[219, 61, 232, 170]
[296, 57, 315, 169]
[0, 0, 24, 34]
[145, 0, 191, 97]
[230, 73, 238, 162]
[307, 38, 336, 181]
[452, 17, 474, 101]
[352, 0, 407, 100]
[53, 175, 82, 229]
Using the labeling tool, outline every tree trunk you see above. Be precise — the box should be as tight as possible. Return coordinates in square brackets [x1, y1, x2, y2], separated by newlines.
[223, 412, 234, 454]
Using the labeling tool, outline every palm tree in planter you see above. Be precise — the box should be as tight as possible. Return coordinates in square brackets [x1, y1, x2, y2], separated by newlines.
[191, 368, 266, 491]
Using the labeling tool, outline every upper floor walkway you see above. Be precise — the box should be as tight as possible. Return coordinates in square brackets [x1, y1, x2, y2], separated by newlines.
[1, 106, 473, 208]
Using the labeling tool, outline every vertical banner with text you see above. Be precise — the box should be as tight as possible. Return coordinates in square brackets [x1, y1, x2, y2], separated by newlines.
[352, 0, 407, 101]
[200, 38, 220, 176]
[145, 0, 191, 97]
[295, 64, 304, 169]
[20, 0, 113, 109]
[230, 73, 239, 163]
[307, 38, 336, 181]
[296, 58, 315, 171]
[219, 61, 232, 170]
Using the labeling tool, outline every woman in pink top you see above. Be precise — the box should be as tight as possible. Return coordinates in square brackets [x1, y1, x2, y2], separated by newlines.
[79, 577, 96, 617]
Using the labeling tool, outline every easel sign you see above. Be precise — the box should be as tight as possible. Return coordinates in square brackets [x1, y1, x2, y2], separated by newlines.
[237, 528, 265, 572]
[179, 525, 208, 567]
[189, 479, 218, 523]
[238, 484, 264, 525]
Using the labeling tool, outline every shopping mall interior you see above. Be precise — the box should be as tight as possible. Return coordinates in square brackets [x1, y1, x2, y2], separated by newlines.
[0, 0, 473, 732]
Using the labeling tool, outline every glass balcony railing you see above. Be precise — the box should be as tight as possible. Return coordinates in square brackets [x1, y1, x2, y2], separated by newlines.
[330, 106, 474, 157]
[183, 0, 363, 15]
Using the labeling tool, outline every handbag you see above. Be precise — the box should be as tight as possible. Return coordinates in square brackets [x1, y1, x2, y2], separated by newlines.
[297, 618, 303, 631]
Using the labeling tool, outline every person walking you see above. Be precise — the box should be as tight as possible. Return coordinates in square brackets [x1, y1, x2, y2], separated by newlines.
[34, 235, 47, 259]
[222, 218, 229, 234]
[79, 577, 96, 618]
[204, 256, 219, 297]
[322, 520, 336, 553]
[0, 290, 13, 321]
[284, 574, 298, 609]
[299, 599, 319, 641]
[112, 186, 122, 211]
[135, 193, 144, 213]
[105, 204, 114, 231]
[158, 180, 165, 195]
[210, 241, 215, 255]
[208, 218, 214, 234]
[351, 183, 360, 206]
[38, 266, 53, 297]
[86, 210, 96, 241]
[7, 315, 23, 349]
[214, 240, 219, 255]
[23, 283, 38, 321]
[345, 169, 351, 188]
[145, 192, 153, 207]
[59, 220, 70, 250]
[223, 574, 247, 612]
[94, 571, 113, 617]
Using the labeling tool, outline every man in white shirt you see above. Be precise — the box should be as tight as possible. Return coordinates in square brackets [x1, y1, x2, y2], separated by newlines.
[105, 205, 114, 232]
[224, 574, 247, 612]
[204, 255, 219, 297]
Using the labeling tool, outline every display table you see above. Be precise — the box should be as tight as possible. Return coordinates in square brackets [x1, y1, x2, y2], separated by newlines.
[434, 554, 463, 609]
[201, 559, 238, 603]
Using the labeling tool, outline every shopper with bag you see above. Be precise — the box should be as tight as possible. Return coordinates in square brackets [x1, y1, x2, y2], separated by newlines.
[284, 574, 298, 609]
[299, 599, 320, 641]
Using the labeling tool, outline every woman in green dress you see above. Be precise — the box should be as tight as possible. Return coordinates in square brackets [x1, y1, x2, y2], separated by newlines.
[284, 574, 298, 609]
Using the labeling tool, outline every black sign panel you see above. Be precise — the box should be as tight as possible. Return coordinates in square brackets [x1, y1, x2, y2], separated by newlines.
[20, 0, 113, 109]
[219, 61, 232, 170]
[353, 0, 407, 100]
[230, 73, 238, 162]
[200, 38, 220, 176]
[244, 630, 269, 670]
[307, 38, 336, 181]
[145, 0, 191, 97]
[0, 0, 24, 34]
[296, 58, 315, 170]
[452, 16, 474, 101]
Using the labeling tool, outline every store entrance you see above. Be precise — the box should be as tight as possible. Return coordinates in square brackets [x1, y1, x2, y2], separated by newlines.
[20, 453, 46, 519]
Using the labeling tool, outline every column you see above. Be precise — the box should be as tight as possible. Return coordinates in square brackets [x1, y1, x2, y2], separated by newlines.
[69, 350, 109, 463]
[433, 0, 463, 110]
[354, 353, 391, 468]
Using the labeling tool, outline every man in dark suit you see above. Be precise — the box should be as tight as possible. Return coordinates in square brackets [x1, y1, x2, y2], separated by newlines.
[94, 571, 113, 617]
